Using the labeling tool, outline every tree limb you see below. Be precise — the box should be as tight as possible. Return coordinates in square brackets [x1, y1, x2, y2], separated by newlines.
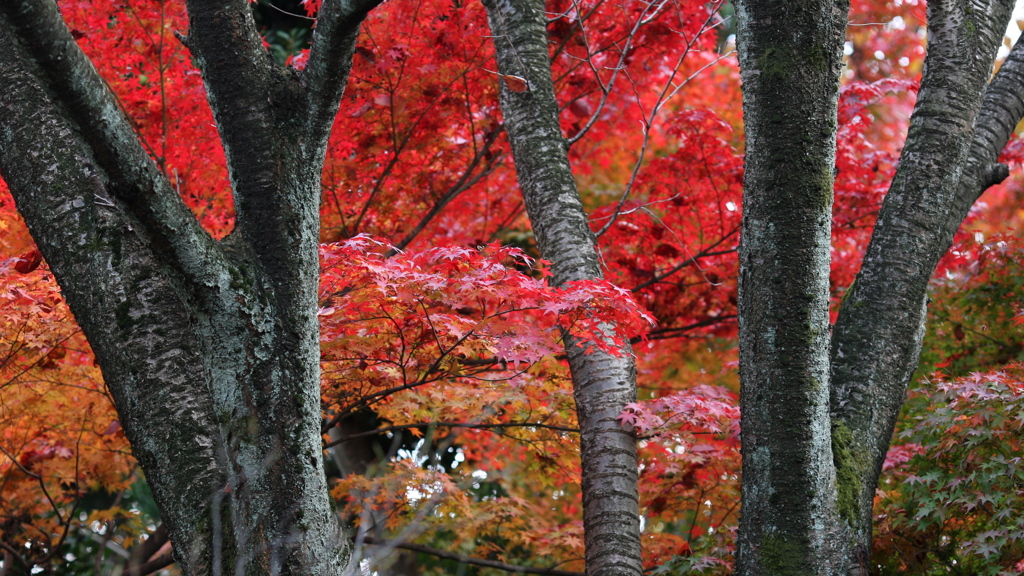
[125, 524, 169, 572]
[830, 0, 1016, 570]
[0, 0, 229, 288]
[957, 35, 1024, 208]
[123, 552, 175, 576]
[324, 420, 579, 447]
[182, 0, 315, 291]
[303, 0, 386, 152]
[0, 17, 226, 571]
[0, 543, 30, 572]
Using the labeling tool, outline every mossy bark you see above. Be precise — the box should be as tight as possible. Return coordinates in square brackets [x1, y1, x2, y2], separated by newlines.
[737, 2, 1020, 576]
[0, 0, 382, 573]
[734, 1, 849, 574]
[481, 1, 641, 575]
[830, 1, 1014, 571]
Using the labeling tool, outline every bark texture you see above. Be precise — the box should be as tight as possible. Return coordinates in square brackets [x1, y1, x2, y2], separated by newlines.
[481, 1, 641, 575]
[0, 0, 380, 574]
[733, 1, 849, 575]
[830, 1, 1014, 572]
[736, 1, 1022, 575]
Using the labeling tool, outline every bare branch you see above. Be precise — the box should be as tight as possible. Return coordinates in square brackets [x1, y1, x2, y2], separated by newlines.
[324, 420, 579, 447]
[0, 543, 31, 572]
[958, 36, 1024, 206]
[125, 524, 169, 572]
[592, 5, 730, 237]
[631, 236, 738, 292]
[636, 315, 736, 343]
[391, 127, 505, 252]
[123, 552, 175, 576]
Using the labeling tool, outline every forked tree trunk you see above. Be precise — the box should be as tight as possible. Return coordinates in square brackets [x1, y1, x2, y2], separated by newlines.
[0, 0, 381, 573]
[829, 1, 1015, 570]
[481, 1, 642, 575]
[734, 1, 1020, 575]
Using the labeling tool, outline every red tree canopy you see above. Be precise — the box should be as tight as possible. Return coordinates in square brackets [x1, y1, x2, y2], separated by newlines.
[2, 0, 1024, 574]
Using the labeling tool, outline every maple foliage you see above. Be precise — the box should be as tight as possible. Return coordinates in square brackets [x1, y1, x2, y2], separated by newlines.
[876, 367, 1024, 575]
[3, 0, 1024, 573]
[317, 235, 652, 455]
[0, 257, 143, 572]
[868, 233, 1024, 574]
[921, 235, 1024, 377]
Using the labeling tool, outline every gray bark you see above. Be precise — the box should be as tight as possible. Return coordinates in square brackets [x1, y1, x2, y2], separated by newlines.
[735, 1, 1021, 575]
[830, 0, 1015, 572]
[480, 1, 641, 575]
[0, 0, 381, 574]
[733, 1, 849, 574]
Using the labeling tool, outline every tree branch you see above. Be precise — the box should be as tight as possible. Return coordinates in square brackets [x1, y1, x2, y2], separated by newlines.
[303, 0, 385, 152]
[630, 242, 737, 292]
[830, 0, 1016, 566]
[324, 421, 579, 447]
[123, 552, 175, 576]
[957, 35, 1024, 207]
[359, 536, 584, 576]
[125, 524, 168, 572]
[0, 542, 31, 572]
[391, 126, 505, 253]
[182, 0, 314, 287]
[0, 1, 229, 287]
[0, 22, 225, 570]
[183, 0, 275, 123]
[637, 315, 736, 342]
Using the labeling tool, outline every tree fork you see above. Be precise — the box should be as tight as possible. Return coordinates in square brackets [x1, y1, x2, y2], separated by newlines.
[0, 0, 385, 573]
[830, 1, 1015, 571]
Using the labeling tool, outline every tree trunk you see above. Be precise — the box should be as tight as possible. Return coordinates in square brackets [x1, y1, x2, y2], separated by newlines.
[830, 1, 1015, 571]
[481, 2, 642, 575]
[0, 0, 382, 573]
[733, 1, 849, 574]
[735, 1, 1021, 575]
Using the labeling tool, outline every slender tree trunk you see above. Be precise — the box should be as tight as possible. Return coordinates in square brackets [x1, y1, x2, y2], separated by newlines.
[733, 1, 849, 574]
[481, 2, 641, 575]
[0, 0, 382, 573]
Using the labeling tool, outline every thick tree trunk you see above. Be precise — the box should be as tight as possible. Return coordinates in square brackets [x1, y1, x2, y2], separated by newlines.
[481, 2, 641, 575]
[733, 2, 849, 575]
[0, 0, 381, 574]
